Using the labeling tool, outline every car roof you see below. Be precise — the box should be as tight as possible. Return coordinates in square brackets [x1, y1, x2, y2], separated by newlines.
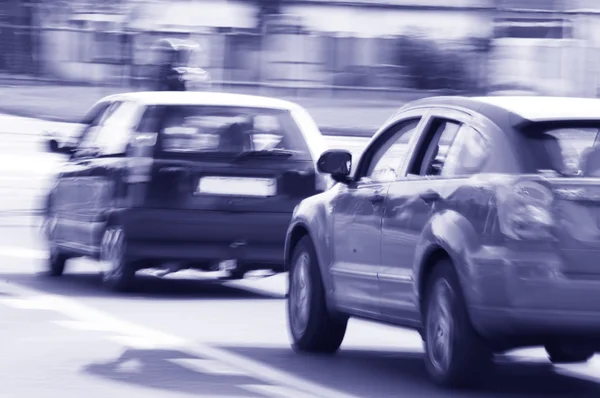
[402, 95, 600, 125]
[101, 91, 304, 111]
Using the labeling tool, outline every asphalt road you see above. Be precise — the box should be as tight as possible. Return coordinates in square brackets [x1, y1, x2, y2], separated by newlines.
[2, 114, 600, 397]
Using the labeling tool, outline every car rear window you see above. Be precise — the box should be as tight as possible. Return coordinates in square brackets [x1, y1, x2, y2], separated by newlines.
[149, 105, 311, 158]
[521, 123, 600, 176]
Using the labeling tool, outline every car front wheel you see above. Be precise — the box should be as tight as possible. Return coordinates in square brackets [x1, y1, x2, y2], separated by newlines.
[423, 260, 493, 388]
[100, 224, 136, 292]
[287, 236, 347, 353]
[43, 212, 68, 277]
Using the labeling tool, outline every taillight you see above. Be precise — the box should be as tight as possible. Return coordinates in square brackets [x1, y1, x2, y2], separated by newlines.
[125, 133, 157, 184]
[496, 180, 555, 241]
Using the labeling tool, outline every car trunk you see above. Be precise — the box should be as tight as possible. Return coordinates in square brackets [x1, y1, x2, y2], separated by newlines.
[144, 155, 318, 213]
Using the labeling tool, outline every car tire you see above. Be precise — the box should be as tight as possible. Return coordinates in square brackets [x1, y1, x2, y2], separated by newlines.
[100, 224, 136, 292]
[423, 259, 493, 388]
[546, 344, 594, 364]
[287, 236, 348, 354]
[43, 212, 68, 277]
[47, 246, 68, 277]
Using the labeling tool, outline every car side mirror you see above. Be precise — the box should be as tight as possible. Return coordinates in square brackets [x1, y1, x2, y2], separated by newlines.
[44, 130, 75, 155]
[317, 149, 352, 183]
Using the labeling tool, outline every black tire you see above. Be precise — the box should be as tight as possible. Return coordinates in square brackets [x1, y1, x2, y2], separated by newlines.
[47, 248, 68, 277]
[287, 236, 348, 353]
[43, 212, 68, 277]
[100, 224, 136, 292]
[423, 259, 493, 388]
[546, 344, 594, 364]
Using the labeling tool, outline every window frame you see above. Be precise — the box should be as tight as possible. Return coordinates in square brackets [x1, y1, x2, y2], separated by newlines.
[71, 101, 115, 159]
[404, 107, 474, 178]
[353, 108, 429, 183]
[93, 100, 142, 156]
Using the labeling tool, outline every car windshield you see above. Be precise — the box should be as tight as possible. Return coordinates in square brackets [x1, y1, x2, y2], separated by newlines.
[157, 105, 311, 158]
[522, 124, 600, 176]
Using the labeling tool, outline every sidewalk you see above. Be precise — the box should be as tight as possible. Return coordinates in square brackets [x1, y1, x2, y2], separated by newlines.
[0, 83, 419, 136]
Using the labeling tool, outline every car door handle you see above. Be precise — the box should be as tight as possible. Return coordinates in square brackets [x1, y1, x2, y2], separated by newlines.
[369, 192, 386, 205]
[419, 190, 441, 203]
[76, 160, 91, 166]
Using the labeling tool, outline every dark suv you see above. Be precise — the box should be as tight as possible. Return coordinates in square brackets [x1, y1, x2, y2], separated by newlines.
[43, 91, 329, 291]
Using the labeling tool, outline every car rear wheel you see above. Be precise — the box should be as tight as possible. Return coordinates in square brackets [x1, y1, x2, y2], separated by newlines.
[100, 225, 136, 292]
[546, 344, 594, 364]
[423, 260, 493, 388]
[287, 236, 347, 353]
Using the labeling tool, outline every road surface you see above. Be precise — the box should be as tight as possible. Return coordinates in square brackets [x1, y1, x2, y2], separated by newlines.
[1, 114, 600, 397]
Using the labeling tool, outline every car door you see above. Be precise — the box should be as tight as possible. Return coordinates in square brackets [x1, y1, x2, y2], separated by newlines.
[52, 101, 113, 251]
[74, 100, 142, 251]
[330, 111, 427, 316]
[379, 107, 491, 323]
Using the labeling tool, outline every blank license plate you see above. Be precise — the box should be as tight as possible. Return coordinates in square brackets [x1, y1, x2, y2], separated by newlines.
[197, 177, 277, 197]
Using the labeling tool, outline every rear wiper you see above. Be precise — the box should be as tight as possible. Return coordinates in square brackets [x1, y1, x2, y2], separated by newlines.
[233, 148, 298, 161]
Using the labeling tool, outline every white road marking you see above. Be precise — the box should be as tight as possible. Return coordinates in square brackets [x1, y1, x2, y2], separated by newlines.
[51, 320, 117, 332]
[241, 384, 317, 398]
[0, 247, 47, 260]
[0, 297, 50, 309]
[0, 280, 361, 398]
[168, 358, 249, 376]
[108, 335, 179, 350]
[227, 274, 288, 298]
[555, 356, 600, 382]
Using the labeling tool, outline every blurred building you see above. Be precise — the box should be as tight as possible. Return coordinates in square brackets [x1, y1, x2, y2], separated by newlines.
[0, 0, 36, 74]
[13, 0, 600, 97]
[489, 0, 600, 96]
[35, 0, 495, 89]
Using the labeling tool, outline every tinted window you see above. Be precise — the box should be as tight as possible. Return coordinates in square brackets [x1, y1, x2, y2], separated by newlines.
[522, 125, 600, 176]
[136, 106, 162, 133]
[154, 105, 311, 158]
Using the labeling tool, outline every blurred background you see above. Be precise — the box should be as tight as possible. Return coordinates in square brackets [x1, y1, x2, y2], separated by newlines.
[1, 0, 600, 98]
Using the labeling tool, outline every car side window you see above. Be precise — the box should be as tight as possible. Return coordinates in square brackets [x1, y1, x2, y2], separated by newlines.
[364, 118, 420, 183]
[76, 102, 116, 151]
[413, 119, 461, 176]
[135, 106, 162, 133]
[93, 101, 139, 155]
[441, 125, 490, 176]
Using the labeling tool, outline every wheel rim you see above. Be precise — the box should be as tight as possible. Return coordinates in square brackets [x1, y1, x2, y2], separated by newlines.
[289, 252, 311, 337]
[100, 226, 125, 282]
[426, 279, 454, 375]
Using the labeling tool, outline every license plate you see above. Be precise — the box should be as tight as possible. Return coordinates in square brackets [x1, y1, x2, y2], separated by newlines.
[197, 177, 277, 197]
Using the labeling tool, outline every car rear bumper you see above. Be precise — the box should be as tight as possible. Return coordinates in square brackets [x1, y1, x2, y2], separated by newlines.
[467, 244, 600, 337]
[121, 209, 291, 269]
